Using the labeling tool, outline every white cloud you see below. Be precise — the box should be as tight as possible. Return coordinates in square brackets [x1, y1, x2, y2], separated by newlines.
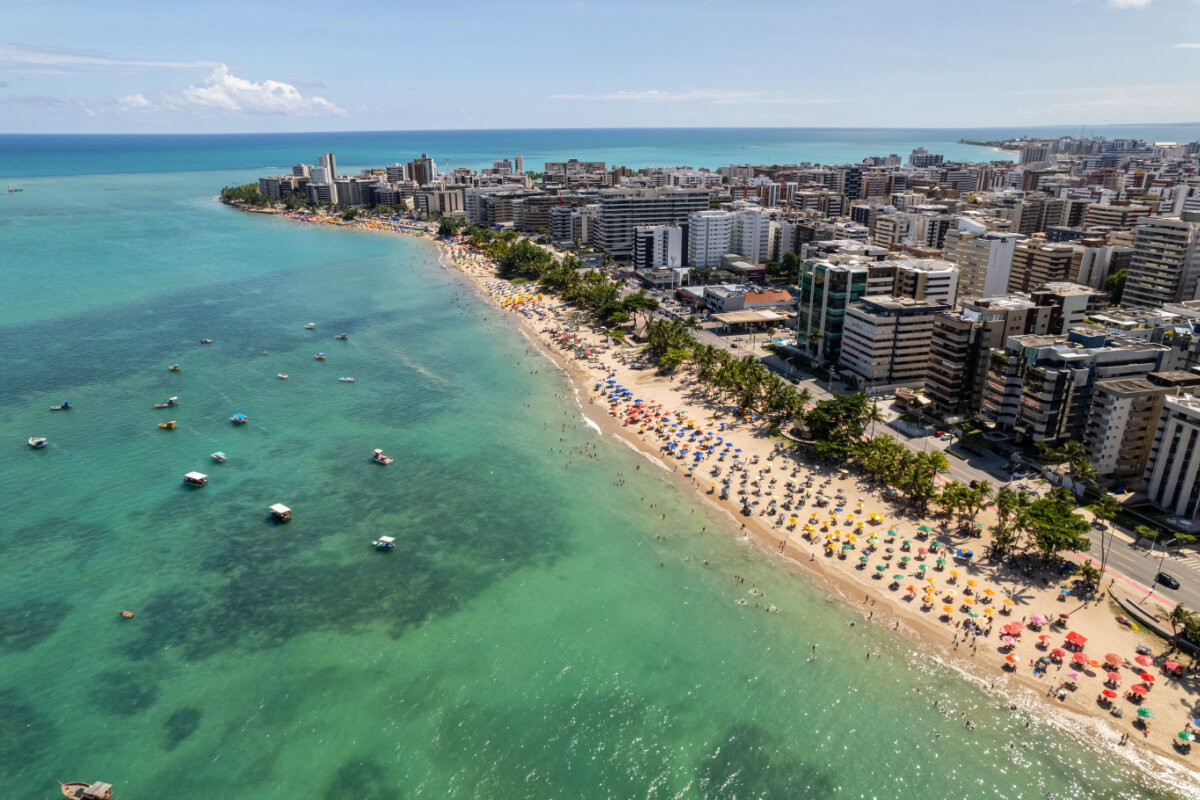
[165, 66, 343, 116]
[1175, 43, 1200, 48]
[551, 89, 849, 105]
[1108, 0, 1152, 7]
[0, 43, 218, 72]
[117, 93, 152, 110]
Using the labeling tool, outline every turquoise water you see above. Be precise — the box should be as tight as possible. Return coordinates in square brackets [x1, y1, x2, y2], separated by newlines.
[1, 160, 1197, 797]
[4, 124, 1199, 180]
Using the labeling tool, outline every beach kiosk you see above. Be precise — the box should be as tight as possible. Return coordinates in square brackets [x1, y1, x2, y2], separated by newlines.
[269, 503, 292, 522]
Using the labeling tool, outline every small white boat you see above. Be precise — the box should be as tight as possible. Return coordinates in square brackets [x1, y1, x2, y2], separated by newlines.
[28, 436, 48, 449]
[269, 503, 292, 522]
[339, 377, 355, 383]
[334, 333, 348, 340]
[304, 323, 315, 330]
[230, 413, 248, 424]
[183, 471, 208, 487]
[372, 448, 393, 464]
[211, 451, 227, 463]
[277, 373, 289, 380]
[372, 536, 396, 551]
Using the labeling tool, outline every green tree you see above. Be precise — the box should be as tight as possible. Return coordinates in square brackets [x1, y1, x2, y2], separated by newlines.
[1105, 269, 1127, 305]
[1024, 493, 1092, 561]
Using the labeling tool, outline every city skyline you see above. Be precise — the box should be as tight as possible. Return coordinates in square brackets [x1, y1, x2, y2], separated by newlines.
[3, 0, 1200, 134]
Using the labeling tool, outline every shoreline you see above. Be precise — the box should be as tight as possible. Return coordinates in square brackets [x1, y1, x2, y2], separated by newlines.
[232, 204, 1200, 788]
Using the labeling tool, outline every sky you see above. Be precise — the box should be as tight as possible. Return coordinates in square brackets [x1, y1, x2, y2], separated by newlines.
[2, 0, 1200, 133]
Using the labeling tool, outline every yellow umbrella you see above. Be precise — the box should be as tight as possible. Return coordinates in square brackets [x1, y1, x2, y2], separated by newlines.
[942, 604, 956, 613]
[846, 513, 856, 520]
[966, 579, 978, 587]
[856, 520, 865, 528]
[1001, 598, 1014, 606]
[925, 577, 936, 584]
[983, 607, 995, 616]
[983, 588, 995, 596]
[847, 533, 858, 542]
[962, 596, 975, 605]
[949, 570, 960, 578]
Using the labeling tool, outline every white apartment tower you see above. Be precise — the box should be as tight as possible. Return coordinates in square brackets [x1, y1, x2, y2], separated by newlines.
[731, 206, 772, 264]
[942, 219, 1020, 298]
[1121, 213, 1200, 310]
[688, 210, 734, 269]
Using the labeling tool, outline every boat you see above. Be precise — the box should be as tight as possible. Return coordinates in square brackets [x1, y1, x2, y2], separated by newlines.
[183, 471, 208, 487]
[28, 436, 48, 448]
[200, 338, 213, 344]
[372, 448, 393, 465]
[304, 323, 315, 330]
[118, 610, 135, 619]
[211, 451, 227, 463]
[339, 377, 355, 383]
[158, 420, 177, 430]
[230, 413, 248, 425]
[334, 333, 348, 340]
[7, 184, 23, 193]
[314, 352, 326, 360]
[60, 781, 113, 800]
[372, 535, 396, 551]
[168, 364, 181, 371]
[49, 400, 72, 411]
[153, 396, 179, 408]
[277, 373, 288, 380]
[269, 503, 292, 522]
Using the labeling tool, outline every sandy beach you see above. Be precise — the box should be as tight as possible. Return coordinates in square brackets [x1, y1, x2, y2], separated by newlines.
[428, 233, 1200, 779]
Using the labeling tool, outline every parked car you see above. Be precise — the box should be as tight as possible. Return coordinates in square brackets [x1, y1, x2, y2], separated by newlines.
[1155, 572, 1181, 590]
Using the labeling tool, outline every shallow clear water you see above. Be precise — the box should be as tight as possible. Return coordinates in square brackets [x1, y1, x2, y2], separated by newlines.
[0, 148, 1196, 798]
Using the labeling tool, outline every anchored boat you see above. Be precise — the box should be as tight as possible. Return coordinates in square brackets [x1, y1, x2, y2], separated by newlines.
[269, 503, 292, 522]
[28, 436, 48, 448]
[277, 373, 288, 380]
[211, 451, 227, 463]
[158, 420, 177, 430]
[153, 396, 179, 408]
[200, 338, 213, 344]
[168, 364, 181, 372]
[183, 471, 208, 487]
[230, 413, 248, 425]
[372, 448, 393, 465]
[339, 377, 355, 383]
[314, 352, 326, 360]
[60, 781, 113, 799]
[372, 535, 396, 551]
[304, 322, 315, 330]
[334, 333, 348, 340]
[49, 400, 72, 411]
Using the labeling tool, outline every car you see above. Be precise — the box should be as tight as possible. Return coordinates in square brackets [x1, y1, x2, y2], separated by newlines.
[1155, 572, 1180, 590]
[940, 433, 953, 440]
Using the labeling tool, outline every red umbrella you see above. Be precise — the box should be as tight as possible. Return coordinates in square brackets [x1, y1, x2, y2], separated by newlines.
[1102, 689, 1117, 699]
[1130, 684, 1148, 696]
[1008, 621, 1025, 631]
[1038, 634, 1052, 642]
[1104, 653, 1123, 667]
[1005, 653, 1019, 663]
[1134, 654, 1152, 667]
[1164, 659, 1182, 674]
[1072, 652, 1088, 664]
[1140, 673, 1155, 683]
[1003, 623, 1022, 636]
[1065, 631, 1087, 646]
[1051, 648, 1066, 658]
[1106, 671, 1122, 683]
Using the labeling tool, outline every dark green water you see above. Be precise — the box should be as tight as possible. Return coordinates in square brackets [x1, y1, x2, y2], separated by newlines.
[0, 168, 1195, 798]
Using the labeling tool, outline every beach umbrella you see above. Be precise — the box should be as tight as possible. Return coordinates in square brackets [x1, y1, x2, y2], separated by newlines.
[966, 612, 979, 618]
[1135, 654, 1153, 667]
[1029, 614, 1047, 626]
[936, 558, 946, 567]
[906, 585, 917, 594]
[949, 570, 959, 578]
[902, 539, 912, 548]
[1039, 656, 1053, 665]
[1065, 631, 1087, 647]
[983, 607, 995, 616]
[943, 604, 956, 613]
[1005, 653, 1019, 663]
[1130, 684, 1148, 696]
[1001, 598, 1014, 607]
[1102, 689, 1118, 699]
[917, 525, 932, 533]
[874, 564, 887, 572]
[1038, 634, 1052, 642]
[893, 574, 905, 581]
[859, 556, 869, 563]
[983, 588, 995, 597]
[1071, 652, 1088, 664]
[1106, 671, 1122, 683]
[966, 579, 978, 588]
[918, 564, 928, 572]
[1164, 659, 1182, 674]
[1051, 648, 1066, 658]
[1001, 635, 1015, 645]
[1179, 731, 1196, 742]
[1067, 670, 1082, 682]
[925, 577, 936, 584]
[1137, 707, 1153, 719]
[1140, 673, 1155, 684]
[900, 555, 911, 563]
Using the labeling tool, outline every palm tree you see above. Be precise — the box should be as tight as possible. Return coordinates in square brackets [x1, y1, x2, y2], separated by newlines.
[864, 400, 886, 438]
[967, 480, 994, 522]
[1167, 603, 1193, 637]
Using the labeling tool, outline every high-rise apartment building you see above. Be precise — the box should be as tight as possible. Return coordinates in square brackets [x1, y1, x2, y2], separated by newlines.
[408, 153, 437, 186]
[1007, 240, 1077, 293]
[839, 296, 952, 389]
[1121, 213, 1200, 310]
[941, 220, 1021, 297]
[634, 225, 684, 271]
[731, 206, 772, 264]
[595, 188, 710, 260]
[1020, 144, 1050, 164]
[687, 210, 733, 268]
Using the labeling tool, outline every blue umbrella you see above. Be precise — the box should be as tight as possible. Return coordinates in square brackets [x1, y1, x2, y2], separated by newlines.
[735, 448, 742, 453]
[1194, 718, 1200, 727]
[834, 507, 844, 513]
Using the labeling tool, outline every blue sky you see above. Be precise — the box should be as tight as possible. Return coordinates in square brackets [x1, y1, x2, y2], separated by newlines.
[2, 0, 1199, 133]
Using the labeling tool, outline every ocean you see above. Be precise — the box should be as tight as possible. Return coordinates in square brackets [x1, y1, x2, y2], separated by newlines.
[0, 133, 1196, 798]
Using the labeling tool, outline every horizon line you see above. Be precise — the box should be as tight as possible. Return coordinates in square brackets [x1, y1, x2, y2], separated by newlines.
[3, 121, 1200, 137]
